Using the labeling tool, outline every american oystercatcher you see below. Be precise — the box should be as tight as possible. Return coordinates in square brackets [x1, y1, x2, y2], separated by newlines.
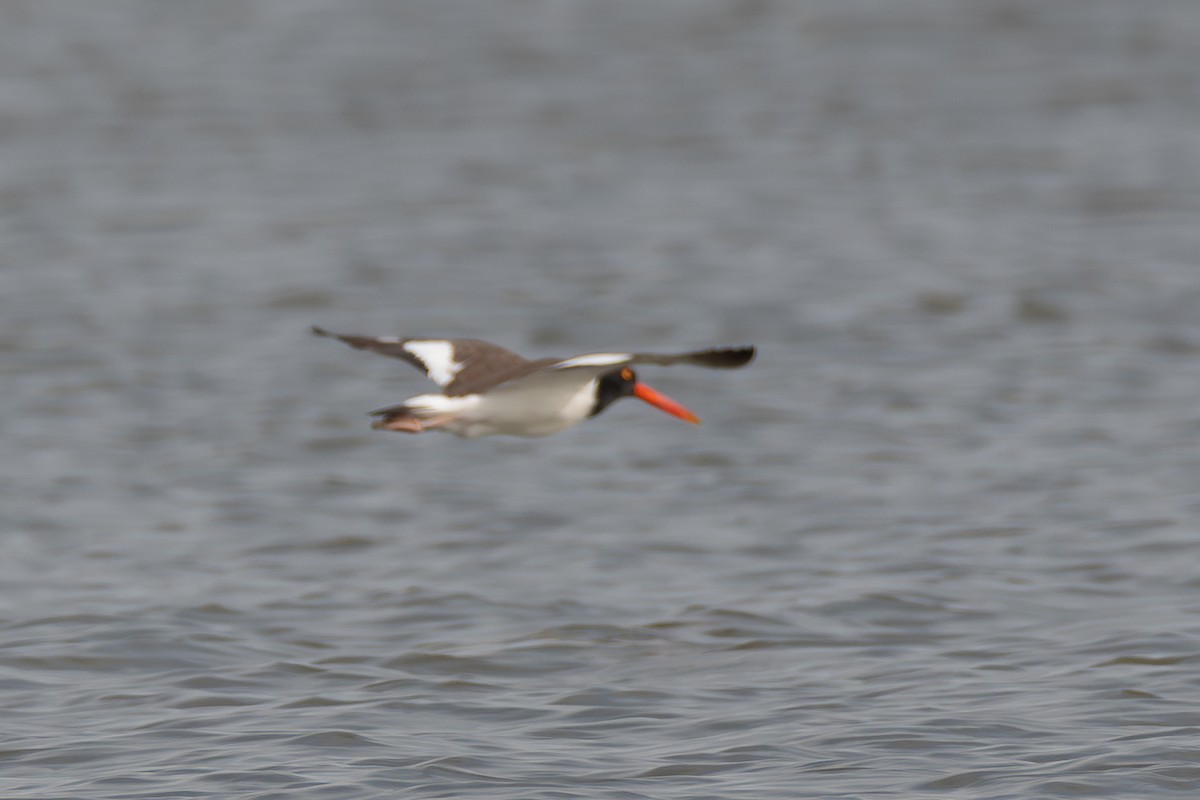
[313, 326, 755, 438]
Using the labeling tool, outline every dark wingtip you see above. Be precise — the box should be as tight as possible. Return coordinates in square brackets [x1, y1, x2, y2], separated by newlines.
[311, 325, 332, 337]
[730, 345, 756, 367]
[703, 346, 756, 368]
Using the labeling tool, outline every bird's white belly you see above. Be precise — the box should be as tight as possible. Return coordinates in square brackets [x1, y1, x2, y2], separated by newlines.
[449, 378, 599, 438]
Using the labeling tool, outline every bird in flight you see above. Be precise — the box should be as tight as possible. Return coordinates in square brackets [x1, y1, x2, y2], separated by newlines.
[313, 326, 754, 439]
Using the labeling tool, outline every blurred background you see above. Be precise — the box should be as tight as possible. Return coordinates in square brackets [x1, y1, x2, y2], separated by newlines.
[3, 2, 1200, 798]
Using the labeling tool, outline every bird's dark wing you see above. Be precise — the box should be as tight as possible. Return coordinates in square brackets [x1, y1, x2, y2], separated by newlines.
[547, 346, 756, 371]
[312, 326, 543, 395]
[630, 346, 756, 369]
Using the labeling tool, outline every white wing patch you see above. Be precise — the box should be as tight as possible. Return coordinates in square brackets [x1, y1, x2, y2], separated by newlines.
[403, 340, 464, 386]
[551, 352, 633, 369]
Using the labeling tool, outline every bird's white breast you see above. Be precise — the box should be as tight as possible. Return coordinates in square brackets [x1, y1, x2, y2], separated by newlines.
[444, 377, 600, 438]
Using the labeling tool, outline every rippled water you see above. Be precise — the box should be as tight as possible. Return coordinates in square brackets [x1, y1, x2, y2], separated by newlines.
[4, 1, 1200, 797]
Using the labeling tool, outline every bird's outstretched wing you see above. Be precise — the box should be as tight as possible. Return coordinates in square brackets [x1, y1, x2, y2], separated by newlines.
[549, 346, 756, 371]
[312, 326, 549, 396]
[631, 346, 756, 369]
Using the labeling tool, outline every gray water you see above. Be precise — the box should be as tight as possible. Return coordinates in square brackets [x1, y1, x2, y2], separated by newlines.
[3, 2, 1200, 797]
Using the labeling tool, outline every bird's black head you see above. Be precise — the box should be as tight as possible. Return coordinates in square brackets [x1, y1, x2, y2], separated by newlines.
[590, 367, 638, 417]
[590, 366, 702, 424]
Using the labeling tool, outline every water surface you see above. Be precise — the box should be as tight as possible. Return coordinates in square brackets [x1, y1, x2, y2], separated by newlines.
[3, 2, 1200, 797]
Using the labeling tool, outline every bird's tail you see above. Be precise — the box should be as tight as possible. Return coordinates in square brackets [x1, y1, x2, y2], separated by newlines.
[368, 404, 425, 433]
[368, 402, 462, 434]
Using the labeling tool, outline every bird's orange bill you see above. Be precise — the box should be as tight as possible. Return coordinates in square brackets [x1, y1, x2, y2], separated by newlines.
[633, 383, 701, 424]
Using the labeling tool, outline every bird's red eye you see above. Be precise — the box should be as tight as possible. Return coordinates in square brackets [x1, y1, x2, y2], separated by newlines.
[621, 367, 634, 381]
